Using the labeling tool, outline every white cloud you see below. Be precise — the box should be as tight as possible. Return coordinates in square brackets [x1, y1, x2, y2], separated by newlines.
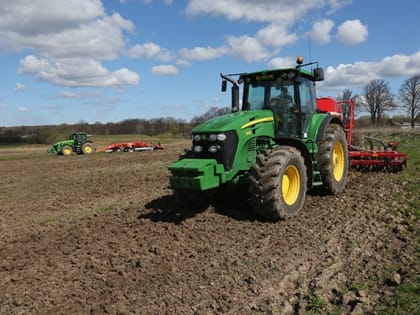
[151, 65, 179, 76]
[128, 42, 172, 61]
[0, 0, 142, 89]
[267, 56, 295, 69]
[327, 0, 353, 14]
[176, 59, 191, 67]
[57, 91, 102, 99]
[337, 19, 368, 45]
[15, 82, 26, 91]
[323, 51, 420, 90]
[179, 46, 229, 61]
[18, 55, 140, 87]
[185, 0, 322, 24]
[256, 23, 298, 47]
[228, 35, 270, 63]
[17, 106, 28, 112]
[309, 19, 335, 44]
[1, 13, 134, 60]
[0, 0, 105, 36]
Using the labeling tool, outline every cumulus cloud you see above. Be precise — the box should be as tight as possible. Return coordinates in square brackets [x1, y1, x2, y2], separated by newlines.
[267, 56, 295, 69]
[337, 19, 368, 45]
[323, 51, 420, 90]
[57, 91, 102, 99]
[0, 0, 105, 36]
[256, 23, 298, 47]
[19, 55, 139, 87]
[128, 42, 172, 61]
[0, 0, 145, 88]
[151, 65, 179, 76]
[15, 82, 26, 91]
[1, 12, 134, 60]
[185, 0, 321, 24]
[17, 106, 29, 112]
[179, 46, 229, 61]
[228, 35, 270, 63]
[309, 19, 335, 44]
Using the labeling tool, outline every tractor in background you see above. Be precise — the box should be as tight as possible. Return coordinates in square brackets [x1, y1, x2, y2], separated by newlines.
[168, 56, 349, 221]
[47, 132, 94, 156]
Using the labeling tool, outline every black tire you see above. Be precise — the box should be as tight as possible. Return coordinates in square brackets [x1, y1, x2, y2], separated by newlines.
[61, 145, 73, 156]
[82, 142, 94, 154]
[316, 124, 348, 194]
[249, 146, 307, 221]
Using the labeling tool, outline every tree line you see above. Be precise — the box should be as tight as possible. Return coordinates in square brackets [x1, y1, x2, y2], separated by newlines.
[338, 75, 419, 128]
[1, 75, 418, 145]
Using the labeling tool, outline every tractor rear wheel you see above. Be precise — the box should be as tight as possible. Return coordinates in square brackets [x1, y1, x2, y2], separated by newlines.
[249, 146, 307, 221]
[82, 142, 94, 154]
[317, 123, 348, 194]
[62, 145, 73, 156]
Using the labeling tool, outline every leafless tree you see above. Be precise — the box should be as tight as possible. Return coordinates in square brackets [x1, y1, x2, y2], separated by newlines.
[337, 88, 354, 102]
[191, 106, 230, 125]
[399, 75, 420, 128]
[358, 79, 396, 126]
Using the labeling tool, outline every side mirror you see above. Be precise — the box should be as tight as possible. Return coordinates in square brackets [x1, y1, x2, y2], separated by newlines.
[221, 80, 227, 92]
[313, 67, 324, 81]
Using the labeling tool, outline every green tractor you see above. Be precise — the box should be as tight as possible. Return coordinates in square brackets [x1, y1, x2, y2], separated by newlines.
[47, 132, 95, 156]
[168, 56, 348, 221]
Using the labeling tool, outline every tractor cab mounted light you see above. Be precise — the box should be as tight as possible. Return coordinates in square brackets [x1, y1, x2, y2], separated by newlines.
[296, 55, 303, 65]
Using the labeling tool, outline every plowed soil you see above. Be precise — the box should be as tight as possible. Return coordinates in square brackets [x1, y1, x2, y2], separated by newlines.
[0, 141, 417, 314]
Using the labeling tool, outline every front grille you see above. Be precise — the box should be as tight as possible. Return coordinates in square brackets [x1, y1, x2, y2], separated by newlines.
[192, 131, 238, 171]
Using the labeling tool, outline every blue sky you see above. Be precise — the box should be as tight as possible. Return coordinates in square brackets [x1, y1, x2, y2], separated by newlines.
[0, 0, 419, 127]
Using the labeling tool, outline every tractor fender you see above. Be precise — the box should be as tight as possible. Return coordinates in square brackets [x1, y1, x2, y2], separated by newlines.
[274, 137, 314, 191]
[315, 115, 343, 142]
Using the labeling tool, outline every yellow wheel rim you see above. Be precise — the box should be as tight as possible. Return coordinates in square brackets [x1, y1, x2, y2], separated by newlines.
[84, 145, 92, 154]
[63, 147, 72, 155]
[282, 165, 300, 206]
[332, 141, 345, 181]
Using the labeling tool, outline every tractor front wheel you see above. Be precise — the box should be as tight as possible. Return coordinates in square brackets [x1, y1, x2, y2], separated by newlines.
[62, 145, 73, 156]
[317, 123, 348, 194]
[82, 142, 94, 154]
[249, 146, 307, 221]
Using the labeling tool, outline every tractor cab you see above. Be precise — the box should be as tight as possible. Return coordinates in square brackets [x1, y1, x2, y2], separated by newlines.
[70, 132, 88, 144]
[222, 56, 324, 140]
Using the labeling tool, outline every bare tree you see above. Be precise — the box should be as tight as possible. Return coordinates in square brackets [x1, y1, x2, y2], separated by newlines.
[191, 106, 230, 125]
[337, 88, 353, 102]
[399, 75, 420, 128]
[358, 79, 396, 126]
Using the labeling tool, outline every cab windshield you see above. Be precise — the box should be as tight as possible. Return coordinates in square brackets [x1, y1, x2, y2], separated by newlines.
[243, 78, 296, 111]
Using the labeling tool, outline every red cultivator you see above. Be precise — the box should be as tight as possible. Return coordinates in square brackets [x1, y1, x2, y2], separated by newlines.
[317, 98, 408, 172]
[97, 141, 164, 153]
[340, 100, 407, 172]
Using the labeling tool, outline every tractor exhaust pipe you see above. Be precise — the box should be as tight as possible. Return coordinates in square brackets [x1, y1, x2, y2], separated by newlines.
[220, 73, 239, 112]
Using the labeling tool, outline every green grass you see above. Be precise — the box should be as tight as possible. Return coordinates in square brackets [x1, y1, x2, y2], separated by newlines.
[371, 128, 419, 313]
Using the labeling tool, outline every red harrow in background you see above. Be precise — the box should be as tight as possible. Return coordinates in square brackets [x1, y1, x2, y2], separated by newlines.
[96, 141, 164, 153]
[316, 98, 408, 172]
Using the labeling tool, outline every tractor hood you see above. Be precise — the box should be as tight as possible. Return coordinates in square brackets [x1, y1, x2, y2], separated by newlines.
[192, 110, 274, 133]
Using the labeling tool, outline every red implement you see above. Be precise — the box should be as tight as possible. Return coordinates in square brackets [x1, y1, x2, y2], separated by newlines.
[316, 98, 408, 172]
[97, 141, 164, 153]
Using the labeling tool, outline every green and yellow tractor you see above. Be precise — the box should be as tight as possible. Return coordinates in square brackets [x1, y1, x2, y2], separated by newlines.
[47, 132, 94, 156]
[168, 56, 348, 221]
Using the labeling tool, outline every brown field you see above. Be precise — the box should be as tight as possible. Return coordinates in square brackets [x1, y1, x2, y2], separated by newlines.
[0, 140, 417, 314]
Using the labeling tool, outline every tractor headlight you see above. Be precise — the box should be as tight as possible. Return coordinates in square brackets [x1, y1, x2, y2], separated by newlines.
[193, 145, 203, 153]
[208, 145, 219, 154]
[193, 134, 201, 142]
[208, 134, 217, 142]
[217, 133, 227, 141]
